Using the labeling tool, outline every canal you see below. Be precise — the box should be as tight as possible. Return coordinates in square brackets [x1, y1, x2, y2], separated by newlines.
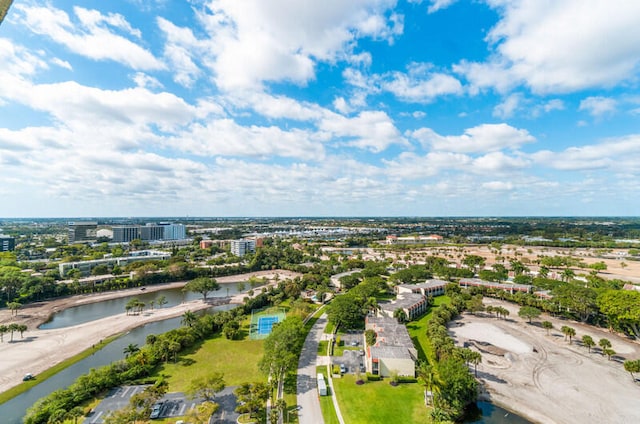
[0, 304, 235, 423]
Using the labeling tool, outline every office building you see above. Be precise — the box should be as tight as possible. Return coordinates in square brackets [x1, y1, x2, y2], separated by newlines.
[230, 239, 256, 257]
[0, 235, 15, 252]
[68, 221, 97, 243]
[159, 223, 186, 240]
[112, 225, 141, 243]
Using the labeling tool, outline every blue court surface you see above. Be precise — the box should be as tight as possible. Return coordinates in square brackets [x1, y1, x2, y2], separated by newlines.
[258, 316, 279, 335]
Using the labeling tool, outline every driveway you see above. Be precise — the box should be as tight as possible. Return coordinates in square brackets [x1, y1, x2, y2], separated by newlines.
[297, 314, 327, 424]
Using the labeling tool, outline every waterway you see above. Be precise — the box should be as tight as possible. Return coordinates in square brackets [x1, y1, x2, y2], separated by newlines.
[466, 401, 533, 424]
[0, 304, 235, 424]
[40, 283, 249, 329]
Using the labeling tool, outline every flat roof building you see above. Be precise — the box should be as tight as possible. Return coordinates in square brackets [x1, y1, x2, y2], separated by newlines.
[68, 221, 97, 244]
[365, 316, 417, 377]
[231, 239, 256, 257]
[0, 235, 15, 252]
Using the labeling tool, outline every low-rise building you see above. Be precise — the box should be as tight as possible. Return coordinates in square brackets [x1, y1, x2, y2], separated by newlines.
[59, 250, 170, 277]
[459, 278, 531, 293]
[230, 239, 256, 257]
[379, 293, 429, 321]
[395, 279, 448, 297]
[365, 316, 417, 377]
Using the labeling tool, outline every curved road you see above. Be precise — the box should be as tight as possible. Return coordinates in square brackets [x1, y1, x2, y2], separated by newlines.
[297, 314, 327, 424]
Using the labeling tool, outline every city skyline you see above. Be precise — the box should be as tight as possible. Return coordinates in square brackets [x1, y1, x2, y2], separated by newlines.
[1, 1, 640, 217]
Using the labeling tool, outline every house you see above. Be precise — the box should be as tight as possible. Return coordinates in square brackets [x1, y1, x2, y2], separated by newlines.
[365, 316, 417, 377]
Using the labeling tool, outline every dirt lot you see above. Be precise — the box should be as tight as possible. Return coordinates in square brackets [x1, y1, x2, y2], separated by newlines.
[449, 299, 640, 424]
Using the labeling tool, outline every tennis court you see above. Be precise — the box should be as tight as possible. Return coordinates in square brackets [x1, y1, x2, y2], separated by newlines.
[249, 308, 286, 340]
[258, 316, 279, 335]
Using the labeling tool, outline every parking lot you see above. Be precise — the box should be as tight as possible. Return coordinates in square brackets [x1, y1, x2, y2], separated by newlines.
[83, 385, 239, 424]
[335, 331, 366, 375]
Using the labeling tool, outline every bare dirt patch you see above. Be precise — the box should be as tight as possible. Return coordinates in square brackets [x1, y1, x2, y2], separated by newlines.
[449, 300, 640, 424]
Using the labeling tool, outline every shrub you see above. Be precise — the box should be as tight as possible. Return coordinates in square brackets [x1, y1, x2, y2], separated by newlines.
[366, 372, 381, 381]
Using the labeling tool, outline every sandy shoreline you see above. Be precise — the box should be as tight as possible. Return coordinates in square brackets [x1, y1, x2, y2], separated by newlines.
[449, 299, 640, 424]
[0, 270, 300, 395]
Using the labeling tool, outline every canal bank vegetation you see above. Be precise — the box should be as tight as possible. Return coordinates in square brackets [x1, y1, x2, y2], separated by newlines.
[0, 336, 118, 405]
[23, 289, 280, 424]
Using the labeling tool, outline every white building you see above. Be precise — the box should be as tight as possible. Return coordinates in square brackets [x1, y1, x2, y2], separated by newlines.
[231, 239, 256, 257]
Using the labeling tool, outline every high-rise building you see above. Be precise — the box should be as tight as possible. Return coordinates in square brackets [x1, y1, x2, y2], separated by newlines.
[112, 225, 141, 243]
[230, 239, 256, 257]
[159, 223, 186, 240]
[0, 235, 15, 252]
[140, 224, 164, 241]
[68, 221, 97, 243]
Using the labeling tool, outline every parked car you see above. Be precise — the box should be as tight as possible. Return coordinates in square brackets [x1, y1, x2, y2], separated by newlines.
[23, 373, 35, 381]
[149, 401, 164, 419]
[339, 364, 347, 374]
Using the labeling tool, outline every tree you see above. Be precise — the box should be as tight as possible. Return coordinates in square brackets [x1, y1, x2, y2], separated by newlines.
[623, 359, 640, 381]
[184, 277, 220, 301]
[7, 301, 21, 316]
[393, 308, 408, 323]
[597, 290, 640, 338]
[187, 401, 219, 424]
[188, 373, 226, 402]
[8, 322, 19, 342]
[65, 407, 84, 424]
[235, 382, 269, 419]
[365, 329, 377, 346]
[123, 343, 140, 358]
[259, 317, 304, 391]
[518, 306, 541, 324]
[599, 338, 612, 353]
[327, 294, 364, 330]
[581, 335, 595, 353]
[603, 348, 616, 361]
[465, 295, 484, 315]
[181, 310, 198, 328]
[468, 350, 482, 377]
[561, 326, 576, 343]
[156, 295, 168, 308]
[542, 321, 553, 335]
[0, 324, 7, 342]
[561, 268, 575, 282]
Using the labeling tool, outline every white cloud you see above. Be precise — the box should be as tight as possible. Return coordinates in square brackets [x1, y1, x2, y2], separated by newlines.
[333, 97, 352, 114]
[173, 119, 326, 160]
[196, 0, 401, 91]
[428, 0, 458, 14]
[459, 1, 640, 93]
[132, 72, 163, 89]
[533, 134, 640, 171]
[381, 66, 463, 102]
[157, 17, 202, 87]
[411, 123, 535, 153]
[482, 180, 514, 191]
[50, 57, 72, 70]
[319, 110, 407, 152]
[472, 151, 529, 173]
[579, 96, 617, 117]
[493, 93, 522, 119]
[17, 5, 164, 70]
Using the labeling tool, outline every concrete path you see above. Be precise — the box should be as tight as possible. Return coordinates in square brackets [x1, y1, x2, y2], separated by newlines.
[296, 314, 327, 424]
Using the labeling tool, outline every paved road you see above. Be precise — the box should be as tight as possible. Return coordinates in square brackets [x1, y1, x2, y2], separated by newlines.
[297, 314, 327, 424]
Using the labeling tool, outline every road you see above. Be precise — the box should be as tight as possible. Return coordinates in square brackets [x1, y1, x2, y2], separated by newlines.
[296, 313, 327, 424]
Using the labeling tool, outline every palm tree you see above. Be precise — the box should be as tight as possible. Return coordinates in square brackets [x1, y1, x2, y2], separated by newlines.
[598, 338, 612, 354]
[581, 335, 595, 353]
[17, 323, 27, 338]
[603, 348, 616, 361]
[0, 324, 7, 342]
[542, 321, 553, 335]
[156, 295, 168, 309]
[7, 301, 21, 316]
[8, 323, 19, 342]
[65, 407, 84, 424]
[561, 325, 576, 343]
[561, 268, 575, 282]
[182, 310, 198, 328]
[624, 359, 640, 381]
[469, 351, 482, 377]
[124, 343, 140, 358]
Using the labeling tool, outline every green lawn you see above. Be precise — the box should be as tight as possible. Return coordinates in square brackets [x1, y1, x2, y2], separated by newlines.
[317, 366, 340, 424]
[158, 332, 265, 390]
[333, 375, 429, 424]
[406, 296, 451, 361]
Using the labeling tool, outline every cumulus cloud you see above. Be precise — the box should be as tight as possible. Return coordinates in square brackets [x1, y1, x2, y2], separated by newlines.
[196, 0, 401, 91]
[16, 4, 164, 70]
[579, 96, 617, 117]
[319, 110, 407, 152]
[458, 1, 640, 94]
[427, 0, 458, 13]
[493, 93, 523, 119]
[411, 123, 535, 153]
[482, 181, 514, 191]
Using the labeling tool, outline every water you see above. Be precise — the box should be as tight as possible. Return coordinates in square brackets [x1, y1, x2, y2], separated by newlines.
[40, 283, 248, 329]
[466, 401, 532, 424]
[0, 304, 235, 424]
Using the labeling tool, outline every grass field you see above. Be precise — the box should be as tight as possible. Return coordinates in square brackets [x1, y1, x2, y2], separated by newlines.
[406, 296, 451, 361]
[333, 375, 429, 424]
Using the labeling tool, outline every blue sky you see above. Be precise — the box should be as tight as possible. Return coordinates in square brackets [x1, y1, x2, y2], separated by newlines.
[1, 0, 639, 217]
